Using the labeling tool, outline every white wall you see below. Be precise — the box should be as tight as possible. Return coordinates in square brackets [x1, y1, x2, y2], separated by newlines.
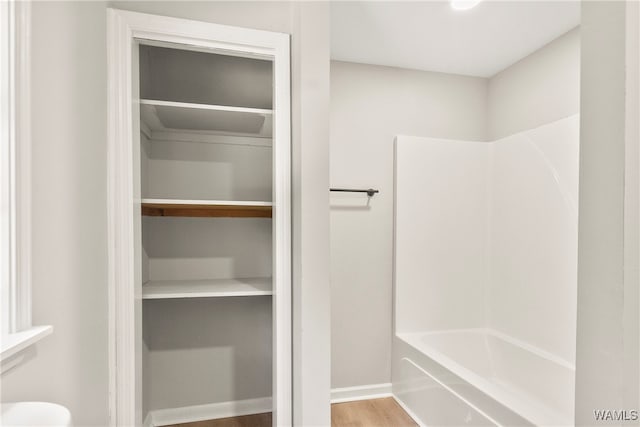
[624, 0, 640, 413]
[291, 4, 331, 424]
[575, 1, 639, 424]
[488, 27, 580, 140]
[0, 2, 110, 424]
[145, 141, 273, 202]
[331, 25, 581, 391]
[330, 61, 487, 389]
[143, 218, 272, 282]
[1, 2, 331, 426]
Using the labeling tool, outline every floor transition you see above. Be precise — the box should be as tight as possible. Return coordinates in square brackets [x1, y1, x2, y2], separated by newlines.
[167, 397, 418, 427]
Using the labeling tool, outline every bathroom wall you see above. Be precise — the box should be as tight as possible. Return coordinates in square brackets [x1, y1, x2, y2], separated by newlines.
[330, 61, 488, 389]
[331, 26, 581, 391]
[575, 1, 640, 422]
[625, 0, 640, 413]
[0, 2, 110, 423]
[290, 5, 332, 424]
[0, 2, 331, 426]
[487, 27, 580, 140]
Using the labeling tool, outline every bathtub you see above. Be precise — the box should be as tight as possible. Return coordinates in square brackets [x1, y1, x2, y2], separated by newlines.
[392, 329, 575, 426]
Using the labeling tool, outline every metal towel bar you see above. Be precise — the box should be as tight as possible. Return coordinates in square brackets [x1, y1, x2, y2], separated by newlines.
[330, 188, 379, 197]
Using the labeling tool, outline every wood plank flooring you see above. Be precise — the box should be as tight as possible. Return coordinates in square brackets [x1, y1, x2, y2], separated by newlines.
[331, 398, 418, 427]
[167, 412, 271, 427]
[166, 397, 417, 427]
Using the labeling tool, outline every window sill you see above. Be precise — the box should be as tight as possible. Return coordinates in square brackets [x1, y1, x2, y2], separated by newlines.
[1, 325, 53, 362]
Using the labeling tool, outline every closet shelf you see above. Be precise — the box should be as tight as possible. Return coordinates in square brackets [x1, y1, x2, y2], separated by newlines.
[140, 99, 273, 137]
[142, 277, 272, 299]
[141, 198, 272, 218]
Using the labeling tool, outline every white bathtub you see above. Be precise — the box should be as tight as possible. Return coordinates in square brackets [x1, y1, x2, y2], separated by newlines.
[393, 329, 574, 426]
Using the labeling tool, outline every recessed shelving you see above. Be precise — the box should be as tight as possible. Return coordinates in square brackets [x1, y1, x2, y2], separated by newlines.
[142, 277, 272, 299]
[141, 198, 272, 218]
[133, 33, 288, 425]
[140, 99, 273, 137]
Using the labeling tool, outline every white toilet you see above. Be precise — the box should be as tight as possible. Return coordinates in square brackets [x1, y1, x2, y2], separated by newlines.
[1, 402, 72, 427]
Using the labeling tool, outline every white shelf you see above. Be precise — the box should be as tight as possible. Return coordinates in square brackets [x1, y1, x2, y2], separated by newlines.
[140, 99, 273, 138]
[142, 277, 272, 299]
[141, 198, 272, 207]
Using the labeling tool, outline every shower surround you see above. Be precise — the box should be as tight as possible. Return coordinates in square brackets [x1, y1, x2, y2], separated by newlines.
[392, 115, 579, 426]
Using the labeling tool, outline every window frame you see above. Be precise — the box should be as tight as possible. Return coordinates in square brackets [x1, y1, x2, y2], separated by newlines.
[1, 0, 14, 338]
[0, 0, 51, 371]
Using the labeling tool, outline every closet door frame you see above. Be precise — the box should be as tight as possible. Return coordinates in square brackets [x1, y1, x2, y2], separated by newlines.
[106, 9, 291, 426]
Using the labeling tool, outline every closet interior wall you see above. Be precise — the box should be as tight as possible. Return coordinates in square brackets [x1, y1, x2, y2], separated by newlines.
[138, 44, 275, 418]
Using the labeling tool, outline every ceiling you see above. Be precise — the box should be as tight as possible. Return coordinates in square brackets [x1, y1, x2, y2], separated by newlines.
[331, 1, 580, 78]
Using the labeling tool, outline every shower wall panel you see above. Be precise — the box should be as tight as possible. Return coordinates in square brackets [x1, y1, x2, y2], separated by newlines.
[394, 115, 579, 362]
[488, 115, 579, 363]
[394, 137, 490, 334]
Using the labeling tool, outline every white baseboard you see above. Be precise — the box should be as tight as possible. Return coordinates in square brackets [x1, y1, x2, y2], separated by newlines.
[144, 385, 395, 425]
[330, 383, 392, 404]
[147, 396, 272, 427]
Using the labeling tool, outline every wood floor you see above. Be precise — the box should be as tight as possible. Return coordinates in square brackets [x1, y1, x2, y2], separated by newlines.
[167, 412, 272, 427]
[331, 397, 418, 427]
[167, 397, 417, 427]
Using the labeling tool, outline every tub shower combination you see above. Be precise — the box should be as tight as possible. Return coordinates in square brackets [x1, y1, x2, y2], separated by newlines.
[392, 116, 579, 426]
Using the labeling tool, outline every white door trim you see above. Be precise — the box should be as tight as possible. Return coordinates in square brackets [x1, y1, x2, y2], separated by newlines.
[106, 9, 291, 426]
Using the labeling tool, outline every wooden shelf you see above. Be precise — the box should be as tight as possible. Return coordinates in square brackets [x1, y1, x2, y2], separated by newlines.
[141, 198, 272, 218]
[142, 277, 272, 299]
[140, 99, 273, 137]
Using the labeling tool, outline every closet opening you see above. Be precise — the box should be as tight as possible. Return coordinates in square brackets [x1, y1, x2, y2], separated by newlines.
[107, 10, 291, 427]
